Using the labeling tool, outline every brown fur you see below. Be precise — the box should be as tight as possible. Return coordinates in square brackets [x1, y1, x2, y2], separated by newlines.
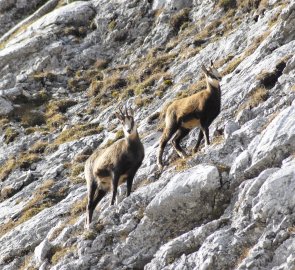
[85, 110, 144, 228]
[157, 62, 222, 168]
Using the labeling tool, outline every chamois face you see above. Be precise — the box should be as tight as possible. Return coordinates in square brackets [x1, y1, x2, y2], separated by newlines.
[201, 62, 222, 87]
[115, 107, 137, 137]
[122, 115, 136, 136]
[208, 65, 222, 81]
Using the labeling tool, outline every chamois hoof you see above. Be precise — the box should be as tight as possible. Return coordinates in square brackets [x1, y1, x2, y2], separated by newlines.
[157, 163, 163, 171]
[192, 148, 199, 155]
[181, 152, 188, 159]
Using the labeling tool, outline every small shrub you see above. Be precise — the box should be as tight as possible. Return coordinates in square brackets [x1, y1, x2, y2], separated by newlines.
[46, 113, 67, 128]
[32, 71, 58, 82]
[221, 56, 244, 75]
[94, 59, 109, 70]
[18, 153, 40, 169]
[134, 96, 151, 107]
[4, 127, 19, 144]
[88, 80, 104, 97]
[64, 26, 87, 38]
[248, 87, 268, 108]
[170, 8, 190, 32]
[47, 99, 77, 114]
[1, 186, 15, 200]
[70, 196, 87, 217]
[218, 0, 237, 10]
[0, 158, 16, 181]
[21, 111, 46, 127]
[50, 245, 76, 265]
[71, 163, 84, 178]
[29, 140, 48, 154]
[256, 59, 287, 89]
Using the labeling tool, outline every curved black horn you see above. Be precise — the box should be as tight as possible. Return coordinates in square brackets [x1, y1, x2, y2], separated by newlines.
[125, 104, 129, 117]
[118, 105, 124, 117]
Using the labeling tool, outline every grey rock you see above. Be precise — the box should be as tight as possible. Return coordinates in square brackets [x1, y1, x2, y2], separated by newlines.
[34, 239, 52, 265]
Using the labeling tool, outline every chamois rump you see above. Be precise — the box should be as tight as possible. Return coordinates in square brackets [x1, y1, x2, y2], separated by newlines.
[157, 61, 222, 168]
[84, 105, 144, 227]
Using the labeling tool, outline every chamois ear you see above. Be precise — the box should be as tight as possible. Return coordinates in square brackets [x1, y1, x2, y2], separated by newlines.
[115, 112, 124, 121]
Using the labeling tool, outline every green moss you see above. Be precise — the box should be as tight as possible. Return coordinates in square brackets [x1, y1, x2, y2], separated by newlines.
[108, 20, 117, 31]
[164, 80, 173, 86]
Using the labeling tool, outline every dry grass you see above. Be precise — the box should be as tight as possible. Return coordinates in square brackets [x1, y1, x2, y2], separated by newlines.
[50, 245, 76, 265]
[0, 178, 68, 238]
[0, 151, 42, 182]
[238, 87, 268, 113]
[170, 8, 190, 33]
[70, 196, 88, 218]
[222, 56, 244, 75]
[235, 247, 251, 267]
[20, 111, 46, 127]
[211, 135, 225, 146]
[1, 186, 15, 200]
[0, 157, 16, 182]
[4, 127, 19, 144]
[29, 140, 48, 154]
[173, 158, 189, 172]
[218, 0, 237, 11]
[18, 254, 36, 270]
[176, 77, 206, 99]
[18, 153, 41, 170]
[52, 123, 103, 145]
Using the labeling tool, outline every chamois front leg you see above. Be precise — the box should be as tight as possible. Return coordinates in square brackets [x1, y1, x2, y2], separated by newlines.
[86, 181, 96, 228]
[172, 128, 189, 158]
[111, 171, 120, 205]
[126, 170, 137, 197]
[193, 130, 204, 153]
[203, 126, 210, 147]
[157, 124, 177, 169]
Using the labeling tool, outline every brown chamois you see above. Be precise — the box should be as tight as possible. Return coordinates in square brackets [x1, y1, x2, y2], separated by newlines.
[157, 61, 222, 169]
[85, 105, 144, 227]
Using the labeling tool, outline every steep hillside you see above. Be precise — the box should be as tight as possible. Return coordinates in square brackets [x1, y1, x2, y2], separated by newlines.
[0, 0, 295, 269]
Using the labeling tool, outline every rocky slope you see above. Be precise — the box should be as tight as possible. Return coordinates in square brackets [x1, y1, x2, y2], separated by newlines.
[0, 0, 295, 269]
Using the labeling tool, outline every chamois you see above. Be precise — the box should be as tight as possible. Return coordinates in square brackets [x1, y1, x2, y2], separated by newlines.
[85, 105, 144, 227]
[157, 61, 222, 168]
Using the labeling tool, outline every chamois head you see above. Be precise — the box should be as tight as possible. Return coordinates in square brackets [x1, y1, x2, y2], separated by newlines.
[201, 60, 222, 87]
[115, 105, 136, 137]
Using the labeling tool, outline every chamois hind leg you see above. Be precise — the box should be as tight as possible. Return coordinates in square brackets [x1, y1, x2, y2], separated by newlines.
[172, 128, 189, 158]
[86, 181, 107, 228]
[157, 124, 177, 168]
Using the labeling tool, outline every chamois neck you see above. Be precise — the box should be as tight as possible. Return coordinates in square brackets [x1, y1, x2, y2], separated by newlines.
[126, 130, 140, 145]
[206, 79, 220, 94]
